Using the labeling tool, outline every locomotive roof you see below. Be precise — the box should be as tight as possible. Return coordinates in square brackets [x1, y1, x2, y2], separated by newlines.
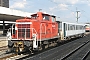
[50, 15, 56, 17]
[31, 12, 56, 17]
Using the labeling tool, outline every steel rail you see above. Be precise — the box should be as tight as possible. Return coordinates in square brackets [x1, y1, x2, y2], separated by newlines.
[81, 49, 90, 60]
[0, 53, 17, 60]
[60, 40, 90, 60]
[6, 54, 29, 60]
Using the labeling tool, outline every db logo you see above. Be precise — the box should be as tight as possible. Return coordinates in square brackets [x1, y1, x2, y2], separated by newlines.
[52, 25, 55, 27]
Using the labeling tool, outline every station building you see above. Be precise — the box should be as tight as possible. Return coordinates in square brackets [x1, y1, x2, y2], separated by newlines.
[0, 0, 32, 47]
[0, 7, 32, 35]
[0, 0, 9, 8]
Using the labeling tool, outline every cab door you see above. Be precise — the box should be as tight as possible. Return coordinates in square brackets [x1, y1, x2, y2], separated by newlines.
[51, 16, 58, 37]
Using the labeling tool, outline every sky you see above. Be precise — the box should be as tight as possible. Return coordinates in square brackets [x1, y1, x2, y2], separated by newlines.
[9, 0, 90, 23]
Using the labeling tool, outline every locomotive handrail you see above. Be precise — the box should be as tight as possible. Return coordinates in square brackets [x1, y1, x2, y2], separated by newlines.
[32, 28, 38, 48]
[40, 23, 46, 45]
[12, 24, 15, 35]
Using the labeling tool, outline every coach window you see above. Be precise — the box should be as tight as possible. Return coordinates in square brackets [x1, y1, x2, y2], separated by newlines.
[84, 26, 85, 29]
[68, 24, 70, 30]
[83, 26, 84, 30]
[79, 26, 80, 30]
[83, 26, 86, 29]
[82, 26, 83, 30]
[76, 25, 77, 30]
[83, 26, 84, 29]
[82, 26, 84, 30]
[80, 26, 81, 30]
[72, 25, 75, 30]
[78, 26, 79, 30]
[66, 24, 67, 30]
[74, 25, 75, 30]
[60, 22, 62, 31]
[77, 25, 79, 30]
[71, 25, 73, 30]
[69, 24, 72, 30]
[79, 26, 81, 30]
[78, 25, 79, 30]
[81, 26, 82, 30]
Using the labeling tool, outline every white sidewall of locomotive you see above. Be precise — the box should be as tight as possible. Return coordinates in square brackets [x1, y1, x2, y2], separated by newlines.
[7, 32, 12, 40]
[33, 34, 38, 48]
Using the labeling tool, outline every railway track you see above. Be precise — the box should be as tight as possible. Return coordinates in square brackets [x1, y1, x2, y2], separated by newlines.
[23, 34, 90, 60]
[0, 53, 17, 60]
[85, 49, 90, 60]
[0, 52, 29, 60]
[60, 40, 90, 60]
[0, 46, 8, 51]
[0, 46, 30, 60]
[0, 46, 8, 56]
[81, 49, 90, 60]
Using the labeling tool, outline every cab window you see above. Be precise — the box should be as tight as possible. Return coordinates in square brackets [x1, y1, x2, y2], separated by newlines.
[31, 14, 37, 19]
[51, 16, 55, 22]
[43, 16, 49, 20]
[43, 14, 50, 21]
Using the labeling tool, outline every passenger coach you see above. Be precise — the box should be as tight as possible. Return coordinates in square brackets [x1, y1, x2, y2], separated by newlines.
[57, 21, 85, 40]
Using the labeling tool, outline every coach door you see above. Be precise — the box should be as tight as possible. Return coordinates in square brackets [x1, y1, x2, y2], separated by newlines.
[63, 23, 66, 37]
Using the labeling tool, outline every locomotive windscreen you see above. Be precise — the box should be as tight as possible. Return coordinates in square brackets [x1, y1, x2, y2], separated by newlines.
[17, 24, 30, 39]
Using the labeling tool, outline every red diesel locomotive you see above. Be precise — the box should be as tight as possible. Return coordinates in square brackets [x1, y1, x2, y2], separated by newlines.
[7, 12, 59, 52]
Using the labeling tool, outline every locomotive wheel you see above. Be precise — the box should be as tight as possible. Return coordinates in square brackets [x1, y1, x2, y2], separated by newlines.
[42, 44, 45, 50]
[13, 41, 24, 54]
[39, 44, 45, 51]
